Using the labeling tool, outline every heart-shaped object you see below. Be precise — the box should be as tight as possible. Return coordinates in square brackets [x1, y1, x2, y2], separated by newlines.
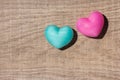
[44, 25, 73, 48]
[76, 11, 104, 37]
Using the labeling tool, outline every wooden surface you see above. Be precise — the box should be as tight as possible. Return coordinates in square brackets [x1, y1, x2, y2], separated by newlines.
[0, 0, 120, 80]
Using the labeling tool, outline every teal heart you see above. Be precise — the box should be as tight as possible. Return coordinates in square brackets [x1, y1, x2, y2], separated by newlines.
[44, 25, 74, 48]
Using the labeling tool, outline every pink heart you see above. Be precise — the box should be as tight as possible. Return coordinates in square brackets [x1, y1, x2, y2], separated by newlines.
[76, 11, 104, 37]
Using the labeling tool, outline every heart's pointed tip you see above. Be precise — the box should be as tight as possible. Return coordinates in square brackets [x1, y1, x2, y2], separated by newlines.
[54, 46, 63, 49]
[91, 34, 100, 38]
[85, 34, 99, 38]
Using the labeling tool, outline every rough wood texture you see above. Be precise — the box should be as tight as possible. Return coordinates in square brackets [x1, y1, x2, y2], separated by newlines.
[0, 0, 120, 80]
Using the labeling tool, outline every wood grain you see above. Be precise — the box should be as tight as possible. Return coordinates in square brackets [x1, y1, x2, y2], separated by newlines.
[0, 0, 120, 80]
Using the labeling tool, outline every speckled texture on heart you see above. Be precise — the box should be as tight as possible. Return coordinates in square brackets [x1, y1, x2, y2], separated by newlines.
[76, 11, 104, 37]
[44, 25, 73, 48]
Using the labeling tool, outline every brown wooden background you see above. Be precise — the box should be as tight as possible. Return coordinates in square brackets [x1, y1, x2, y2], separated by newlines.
[0, 0, 120, 80]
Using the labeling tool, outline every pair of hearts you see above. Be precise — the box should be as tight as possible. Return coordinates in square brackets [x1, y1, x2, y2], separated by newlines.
[44, 11, 104, 49]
